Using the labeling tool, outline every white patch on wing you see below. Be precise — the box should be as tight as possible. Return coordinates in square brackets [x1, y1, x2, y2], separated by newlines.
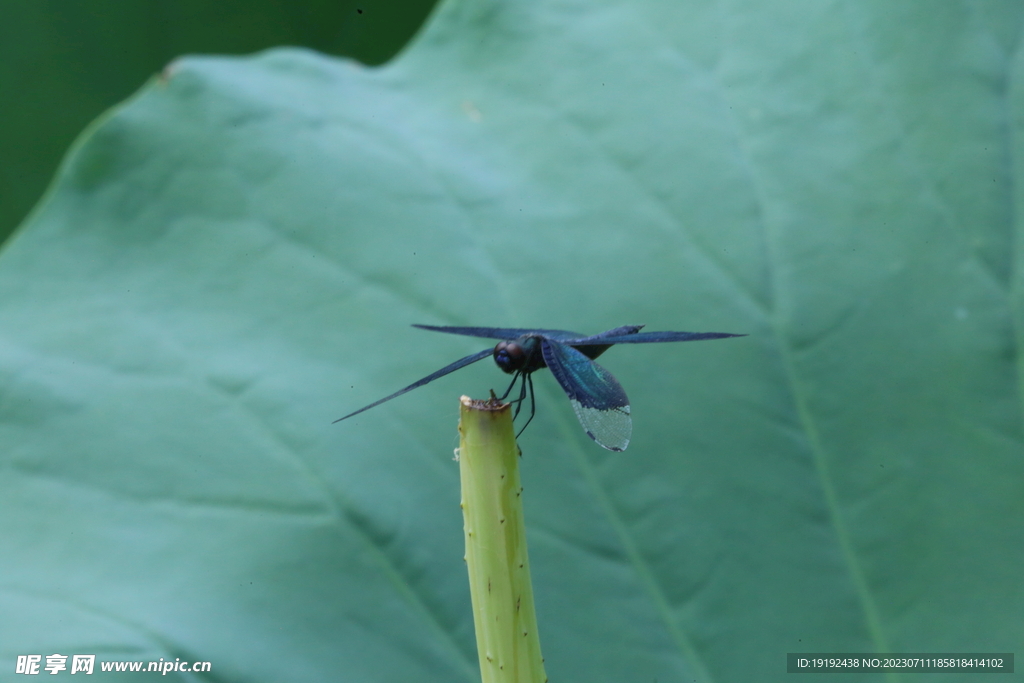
[570, 400, 632, 452]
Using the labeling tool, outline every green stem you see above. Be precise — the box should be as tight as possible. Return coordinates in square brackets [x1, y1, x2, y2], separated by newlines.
[458, 395, 548, 683]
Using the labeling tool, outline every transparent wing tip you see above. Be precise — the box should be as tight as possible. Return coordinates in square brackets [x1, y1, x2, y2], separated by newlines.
[572, 401, 632, 452]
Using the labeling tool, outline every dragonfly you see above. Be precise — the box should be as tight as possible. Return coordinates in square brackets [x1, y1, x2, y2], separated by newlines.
[334, 324, 744, 451]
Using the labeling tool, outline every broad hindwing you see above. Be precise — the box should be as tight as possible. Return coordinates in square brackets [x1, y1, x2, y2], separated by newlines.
[541, 340, 632, 452]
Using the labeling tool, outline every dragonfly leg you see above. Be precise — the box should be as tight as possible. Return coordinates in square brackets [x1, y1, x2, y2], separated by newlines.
[512, 371, 530, 419]
[498, 373, 519, 401]
[515, 374, 537, 439]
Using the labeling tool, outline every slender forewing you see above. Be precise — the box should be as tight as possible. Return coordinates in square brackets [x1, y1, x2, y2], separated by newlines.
[413, 324, 585, 341]
[558, 325, 645, 344]
[581, 330, 745, 345]
[540, 340, 632, 452]
[334, 348, 492, 422]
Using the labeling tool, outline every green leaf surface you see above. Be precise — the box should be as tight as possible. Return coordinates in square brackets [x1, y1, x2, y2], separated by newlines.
[2, 1, 1023, 681]
[0, 0, 436, 245]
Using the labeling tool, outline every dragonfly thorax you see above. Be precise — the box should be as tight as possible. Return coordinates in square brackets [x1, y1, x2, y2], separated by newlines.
[493, 335, 546, 375]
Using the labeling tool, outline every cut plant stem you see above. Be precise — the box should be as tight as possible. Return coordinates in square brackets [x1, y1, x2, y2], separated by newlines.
[458, 395, 548, 683]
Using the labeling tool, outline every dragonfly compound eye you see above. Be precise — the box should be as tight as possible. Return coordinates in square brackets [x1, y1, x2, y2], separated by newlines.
[493, 340, 525, 374]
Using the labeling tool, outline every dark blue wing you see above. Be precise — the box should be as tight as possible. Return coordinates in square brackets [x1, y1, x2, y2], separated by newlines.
[575, 330, 745, 345]
[558, 325, 646, 344]
[413, 324, 585, 341]
[333, 348, 492, 423]
[540, 340, 632, 452]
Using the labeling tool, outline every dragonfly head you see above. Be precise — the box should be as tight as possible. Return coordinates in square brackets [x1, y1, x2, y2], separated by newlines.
[493, 335, 543, 374]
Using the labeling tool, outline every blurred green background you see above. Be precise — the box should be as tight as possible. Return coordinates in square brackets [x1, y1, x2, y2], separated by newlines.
[0, 0, 437, 246]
